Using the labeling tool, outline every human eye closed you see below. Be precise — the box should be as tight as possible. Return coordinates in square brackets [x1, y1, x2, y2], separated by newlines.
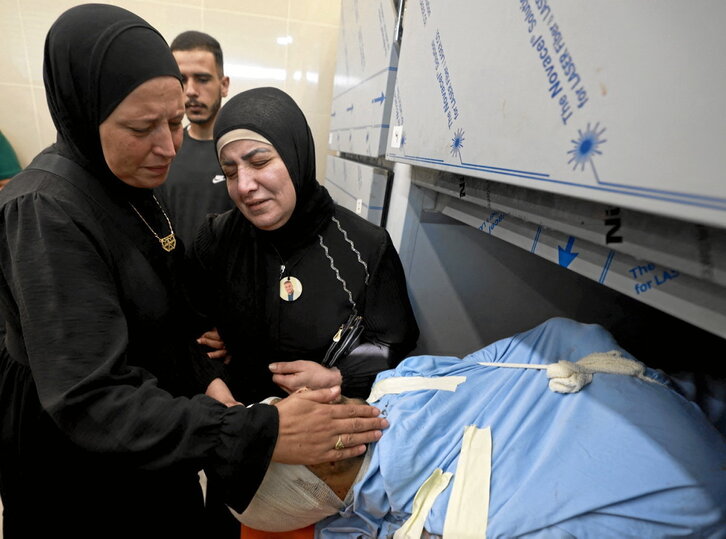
[250, 157, 271, 168]
[128, 125, 151, 134]
[221, 163, 237, 178]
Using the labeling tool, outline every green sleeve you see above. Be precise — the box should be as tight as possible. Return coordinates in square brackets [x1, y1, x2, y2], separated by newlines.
[0, 130, 22, 179]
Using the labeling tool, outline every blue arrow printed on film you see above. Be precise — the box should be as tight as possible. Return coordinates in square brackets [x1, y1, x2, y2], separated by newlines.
[557, 236, 579, 268]
[372, 92, 385, 104]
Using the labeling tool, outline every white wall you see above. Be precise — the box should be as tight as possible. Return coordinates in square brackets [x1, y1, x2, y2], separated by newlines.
[0, 0, 341, 182]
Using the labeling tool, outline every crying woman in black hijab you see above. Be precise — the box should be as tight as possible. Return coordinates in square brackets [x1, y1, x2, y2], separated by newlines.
[189, 87, 419, 407]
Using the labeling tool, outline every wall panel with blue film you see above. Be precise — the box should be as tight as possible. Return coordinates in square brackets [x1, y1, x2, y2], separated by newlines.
[328, 0, 399, 157]
[386, 1, 726, 228]
[413, 167, 726, 339]
[326, 154, 389, 226]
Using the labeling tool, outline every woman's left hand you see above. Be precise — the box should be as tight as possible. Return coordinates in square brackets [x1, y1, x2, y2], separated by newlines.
[197, 328, 231, 364]
[269, 360, 343, 394]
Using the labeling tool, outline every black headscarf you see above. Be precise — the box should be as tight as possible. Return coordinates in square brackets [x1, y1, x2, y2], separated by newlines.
[203, 88, 335, 362]
[213, 87, 334, 254]
[40, 5, 198, 354]
[43, 3, 182, 187]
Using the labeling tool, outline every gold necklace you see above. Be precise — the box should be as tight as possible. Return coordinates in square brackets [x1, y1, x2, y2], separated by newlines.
[129, 194, 176, 252]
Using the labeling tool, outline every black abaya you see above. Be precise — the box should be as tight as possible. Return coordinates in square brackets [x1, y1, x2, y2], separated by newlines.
[0, 6, 278, 538]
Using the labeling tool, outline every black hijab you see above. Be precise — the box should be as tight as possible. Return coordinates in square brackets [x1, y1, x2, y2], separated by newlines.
[41, 5, 200, 349]
[43, 3, 182, 188]
[213, 87, 334, 254]
[206, 88, 335, 361]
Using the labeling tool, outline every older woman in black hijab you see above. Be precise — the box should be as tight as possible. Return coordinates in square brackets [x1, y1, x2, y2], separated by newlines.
[0, 6, 386, 538]
[191, 87, 419, 404]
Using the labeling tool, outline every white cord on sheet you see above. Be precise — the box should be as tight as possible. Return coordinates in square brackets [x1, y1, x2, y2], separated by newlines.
[478, 350, 661, 393]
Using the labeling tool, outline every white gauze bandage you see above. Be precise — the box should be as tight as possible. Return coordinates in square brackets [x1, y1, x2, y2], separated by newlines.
[228, 460, 344, 532]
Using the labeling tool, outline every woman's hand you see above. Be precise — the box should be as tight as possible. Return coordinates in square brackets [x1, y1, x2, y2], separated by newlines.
[205, 378, 242, 407]
[269, 360, 342, 393]
[197, 327, 231, 364]
[271, 386, 387, 465]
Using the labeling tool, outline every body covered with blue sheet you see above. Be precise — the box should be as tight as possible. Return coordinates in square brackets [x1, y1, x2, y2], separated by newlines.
[317, 318, 726, 537]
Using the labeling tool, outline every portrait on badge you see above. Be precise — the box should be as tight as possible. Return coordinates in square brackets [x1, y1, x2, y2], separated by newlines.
[280, 276, 302, 302]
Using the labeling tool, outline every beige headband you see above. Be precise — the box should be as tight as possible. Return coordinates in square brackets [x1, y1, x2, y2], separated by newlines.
[216, 129, 272, 160]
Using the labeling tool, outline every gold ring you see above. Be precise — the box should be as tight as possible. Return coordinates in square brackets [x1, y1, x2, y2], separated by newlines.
[335, 435, 345, 450]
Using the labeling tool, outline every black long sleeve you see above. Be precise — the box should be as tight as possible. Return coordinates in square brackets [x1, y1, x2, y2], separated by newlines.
[0, 164, 276, 491]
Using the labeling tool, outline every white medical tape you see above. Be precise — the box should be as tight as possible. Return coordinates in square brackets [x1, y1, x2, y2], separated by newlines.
[367, 376, 467, 403]
[393, 468, 453, 539]
[443, 425, 492, 538]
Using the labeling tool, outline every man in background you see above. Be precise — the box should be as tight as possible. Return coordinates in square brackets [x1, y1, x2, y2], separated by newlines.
[158, 30, 235, 248]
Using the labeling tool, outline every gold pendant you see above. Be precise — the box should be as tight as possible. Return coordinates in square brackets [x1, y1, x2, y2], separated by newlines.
[160, 234, 176, 252]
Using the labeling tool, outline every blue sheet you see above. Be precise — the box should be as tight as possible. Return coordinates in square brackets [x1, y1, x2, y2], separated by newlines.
[317, 317, 726, 538]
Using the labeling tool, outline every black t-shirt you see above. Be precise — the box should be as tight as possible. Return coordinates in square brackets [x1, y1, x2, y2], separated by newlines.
[158, 128, 235, 248]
